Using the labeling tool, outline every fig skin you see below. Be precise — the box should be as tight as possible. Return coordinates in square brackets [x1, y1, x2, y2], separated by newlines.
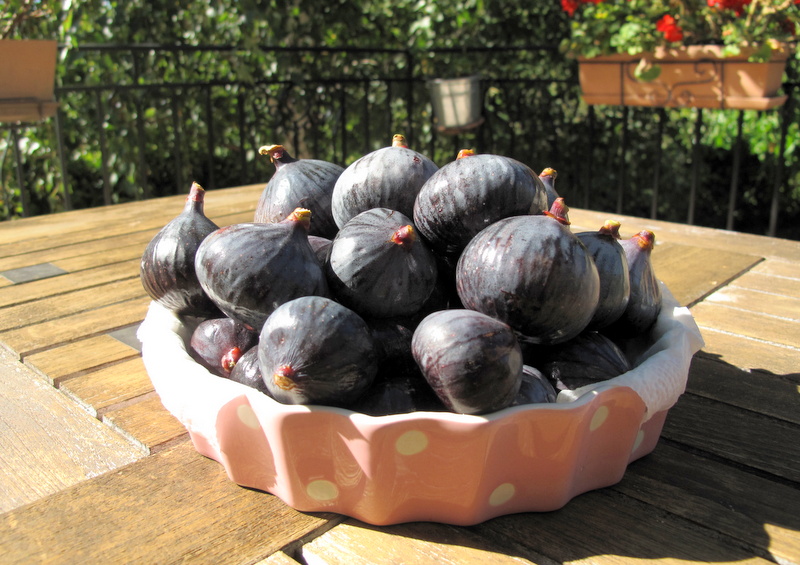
[352, 370, 445, 416]
[331, 134, 439, 228]
[229, 347, 271, 395]
[576, 219, 631, 330]
[258, 296, 378, 407]
[606, 229, 662, 337]
[325, 208, 438, 319]
[411, 309, 523, 415]
[539, 167, 560, 211]
[413, 151, 548, 256]
[456, 214, 600, 345]
[140, 182, 222, 319]
[189, 317, 259, 378]
[524, 331, 631, 392]
[255, 144, 343, 239]
[511, 365, 557, 405]
[194, 208, 329, 332]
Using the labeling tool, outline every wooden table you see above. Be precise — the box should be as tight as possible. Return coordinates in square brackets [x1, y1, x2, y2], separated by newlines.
[1, 183, 798, 564]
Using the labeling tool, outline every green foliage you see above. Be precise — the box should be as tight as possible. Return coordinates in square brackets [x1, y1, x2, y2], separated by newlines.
[0, 0, 798, 239]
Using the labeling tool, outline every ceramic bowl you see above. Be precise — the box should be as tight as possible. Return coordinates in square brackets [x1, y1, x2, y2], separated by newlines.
[138, 283, 703, 526]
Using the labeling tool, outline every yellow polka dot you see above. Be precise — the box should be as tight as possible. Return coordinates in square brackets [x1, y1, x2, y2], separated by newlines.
[237, 404, 261, 429]
[489, 483, 515, 506]
[306, 479, 339, 501]
[395, 430, 428, 456]
[632, 429, 645, 453]
[589, 405, 609, 431]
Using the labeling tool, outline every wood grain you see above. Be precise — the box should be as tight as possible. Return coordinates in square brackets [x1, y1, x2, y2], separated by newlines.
[0, 278, 146, 332]
[59, 356, 154, 417]
[0, 441, 337, 565]
[0, 296, 150, 358]
[697, 326, 800, 378]
[0, 259, 139, 309]
[688, 356, 800, 425]
[650, 242, 761, 306]
[300, 520, 539, 565]
[474, 487, 772, 564]
[102, 394, 188, 453]
[615, 442, 800, 565]
[24, 333, 141, 385]
[690, 301, 800, 349]
[662, 393, 800, 482]
[0, 347, 143, 514]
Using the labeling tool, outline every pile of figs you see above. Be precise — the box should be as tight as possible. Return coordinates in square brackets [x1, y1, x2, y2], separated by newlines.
[140, 136, 663, 416]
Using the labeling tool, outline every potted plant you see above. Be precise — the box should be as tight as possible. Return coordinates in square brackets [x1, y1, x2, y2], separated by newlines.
[560, 0, 799, 109]
[0, 0, 59, 123]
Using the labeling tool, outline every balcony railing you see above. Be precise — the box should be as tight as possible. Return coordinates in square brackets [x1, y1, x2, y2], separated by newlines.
[1, 44, 797, 240]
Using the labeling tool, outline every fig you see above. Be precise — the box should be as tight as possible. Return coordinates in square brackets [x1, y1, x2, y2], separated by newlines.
[413, 150, 548, 256]
[140, 181, 221, 318]
[352, 371, 444, 416]
[325, 208, 438, 319]
[411, 309, 523, 415]
[258, 296, 378, 407]
[576, 219, 631, 329]
[525, 331, 631, 392]
[606, 229, 662, 337]
[307, 234, 333, 265]
[228, 347, 270, 395]
[511, 365, 557, 405]
[195, 208, 329, 331]
[189, 317, 259, 378]
[539, 167, 561, 211]
[254, 144, 343, 239]
[456, 214, 600, 344]
[331, 134, 438, 228]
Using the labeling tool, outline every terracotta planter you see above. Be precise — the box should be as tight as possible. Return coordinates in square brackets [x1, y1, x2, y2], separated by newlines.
[0, 39, 59, 123]
[578, 44, 791, 110]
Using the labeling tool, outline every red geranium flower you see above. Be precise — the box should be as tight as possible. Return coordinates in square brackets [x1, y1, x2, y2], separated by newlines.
[707, 0, 752, 17]
[656, 14, 684, 42]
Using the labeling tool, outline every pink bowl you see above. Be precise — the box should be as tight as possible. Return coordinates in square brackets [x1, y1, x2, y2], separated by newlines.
[138, 284, 703, 526]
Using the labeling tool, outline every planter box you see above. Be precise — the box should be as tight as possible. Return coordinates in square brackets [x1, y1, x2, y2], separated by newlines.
[578, 45, 791, 110]
[0, 39, 59, 123]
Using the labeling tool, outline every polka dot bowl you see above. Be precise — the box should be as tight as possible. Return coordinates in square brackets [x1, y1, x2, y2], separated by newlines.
[138, 284, 704, 526]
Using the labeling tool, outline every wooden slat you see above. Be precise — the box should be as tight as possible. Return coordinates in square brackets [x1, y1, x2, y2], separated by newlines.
[0, 441, 338, 565]
[0, 259, 139, 309]
[300, 520, 539, 565]
[0, 347, 144, 514]
[662, 393, 800, 483]
[0, 208, 255, 273]
[24, 334, 141, 386]
[697, 326, 800, 378]
[689, 356, 800, 425]
[751, 258, 800, 279]
[0, 185, 262, 256]
[0, 296, 150, 358]
[58, 357, 154, 417]
[614, 442, 800, 565]
[703, 285, 800, 321]
[730, 269, 800, 297]
[102, 394, 188, 453]
[568, 208, 800, 262]
[0, 278, 146, 332]
[650, 242, 761, 306]
[474, 487, 771, 564]
[691, 301, 800, 349]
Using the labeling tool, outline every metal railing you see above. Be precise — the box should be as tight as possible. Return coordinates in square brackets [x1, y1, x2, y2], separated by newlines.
[1, 43, 797, 240]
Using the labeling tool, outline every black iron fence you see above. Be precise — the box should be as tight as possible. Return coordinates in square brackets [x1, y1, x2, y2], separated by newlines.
[1, 43, 798, 240]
